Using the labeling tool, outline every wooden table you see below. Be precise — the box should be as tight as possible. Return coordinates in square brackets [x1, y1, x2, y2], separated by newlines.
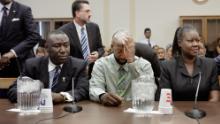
[0, 99, 219, 124]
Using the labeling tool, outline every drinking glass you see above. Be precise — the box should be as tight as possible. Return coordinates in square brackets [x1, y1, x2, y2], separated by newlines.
[17, 76, 42, 111]
[132, 76, 155, 112]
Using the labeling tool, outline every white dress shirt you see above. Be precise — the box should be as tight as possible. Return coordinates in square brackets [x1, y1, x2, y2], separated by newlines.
[139, 38, 156, 47]
[73, 20, 91, 54]
[48, 59, 63, 88]
[74, 20, 87, 41]
[48, 59, 73, 102]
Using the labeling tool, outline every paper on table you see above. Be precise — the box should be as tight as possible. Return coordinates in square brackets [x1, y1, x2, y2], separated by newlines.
[7, 108, 40, 113]
[124, 108, 162, 115]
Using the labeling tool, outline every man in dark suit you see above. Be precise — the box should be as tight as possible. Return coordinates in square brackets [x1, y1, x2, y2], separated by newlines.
[58, 0, 104, 77]
[8, 30, 89, 103]
[0, 0, 40, 77]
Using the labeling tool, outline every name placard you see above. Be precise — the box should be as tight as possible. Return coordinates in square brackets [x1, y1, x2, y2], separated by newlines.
[39, 89, 53, 113]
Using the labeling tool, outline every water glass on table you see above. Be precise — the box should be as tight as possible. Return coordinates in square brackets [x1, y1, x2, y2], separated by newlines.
[132, 77, 155, 112]
[17, 76, 42, 112]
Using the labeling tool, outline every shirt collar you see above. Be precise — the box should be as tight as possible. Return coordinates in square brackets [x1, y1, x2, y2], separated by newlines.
[73, 20, 86, 31]
[48, 58, 63, 72]
[177, 56, 201, 77]
[145, 38, 150, 41]
[109, 54, 129, 72]
[0, 1, 13, 11]
[177, 56, 201, 67]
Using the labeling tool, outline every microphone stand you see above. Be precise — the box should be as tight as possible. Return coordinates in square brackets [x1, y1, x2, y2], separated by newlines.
[185, 72, 206, 119]
[63, 77, 82, 113]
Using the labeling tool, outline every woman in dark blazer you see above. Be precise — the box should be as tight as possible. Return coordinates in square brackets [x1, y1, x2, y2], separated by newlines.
[159, 25, 219, 101]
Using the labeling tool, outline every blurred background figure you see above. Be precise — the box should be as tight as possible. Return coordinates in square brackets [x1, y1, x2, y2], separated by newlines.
[156, 47, 166, 61]
[214, 37, 220, 84]
[206, 37, 220, 58]
[36, 39, 48, 57]
[139, 28, 156, 48]
[198, 41, 206, 57]
[152, 45, 159, 53]
[165, 44, 173, 60]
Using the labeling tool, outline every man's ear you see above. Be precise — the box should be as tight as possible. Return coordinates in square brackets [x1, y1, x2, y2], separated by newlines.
[75, 11, 80, 18]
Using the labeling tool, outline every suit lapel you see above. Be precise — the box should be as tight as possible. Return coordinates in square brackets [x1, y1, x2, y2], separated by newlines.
[71, 23, 83, 54]
[40, 57, 50, 88]
[6, 2, 17, 37]
[86, 24, 93, 51]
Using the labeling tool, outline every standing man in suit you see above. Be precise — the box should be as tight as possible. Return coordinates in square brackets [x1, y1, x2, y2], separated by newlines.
[58, 0, 104, 78]
[8, 30, 89, 103]
[0, 0, 40, 77]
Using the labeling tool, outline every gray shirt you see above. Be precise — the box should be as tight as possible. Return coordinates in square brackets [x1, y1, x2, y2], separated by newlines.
[89, 54, 156, 102]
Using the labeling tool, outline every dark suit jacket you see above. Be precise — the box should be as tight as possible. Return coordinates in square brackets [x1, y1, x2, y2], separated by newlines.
[0, 1, 40, 77]
[58, 22, 104, 59]
[7, 56, 89, 103]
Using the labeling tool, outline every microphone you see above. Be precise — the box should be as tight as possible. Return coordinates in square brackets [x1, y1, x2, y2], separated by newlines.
[63, 77, 82, 113]
[185, 72, 206, 119]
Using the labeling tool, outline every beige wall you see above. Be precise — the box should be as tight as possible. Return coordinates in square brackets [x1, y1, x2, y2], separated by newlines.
[17, 0, 220, 48]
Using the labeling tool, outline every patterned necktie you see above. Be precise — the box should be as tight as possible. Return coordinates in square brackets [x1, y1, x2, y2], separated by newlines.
[80, 27, 90, 60]
[51, 66, 61, 90]
[116, 67, 128, 97]
[0, 7, 8, 36]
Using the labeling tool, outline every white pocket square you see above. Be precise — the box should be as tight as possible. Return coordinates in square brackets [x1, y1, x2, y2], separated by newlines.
[12, 18, 20, 22]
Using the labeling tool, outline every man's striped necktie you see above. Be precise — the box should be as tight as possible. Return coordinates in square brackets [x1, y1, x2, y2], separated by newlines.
[80, 27, 90, 61]
[51, 66, 61, 90]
